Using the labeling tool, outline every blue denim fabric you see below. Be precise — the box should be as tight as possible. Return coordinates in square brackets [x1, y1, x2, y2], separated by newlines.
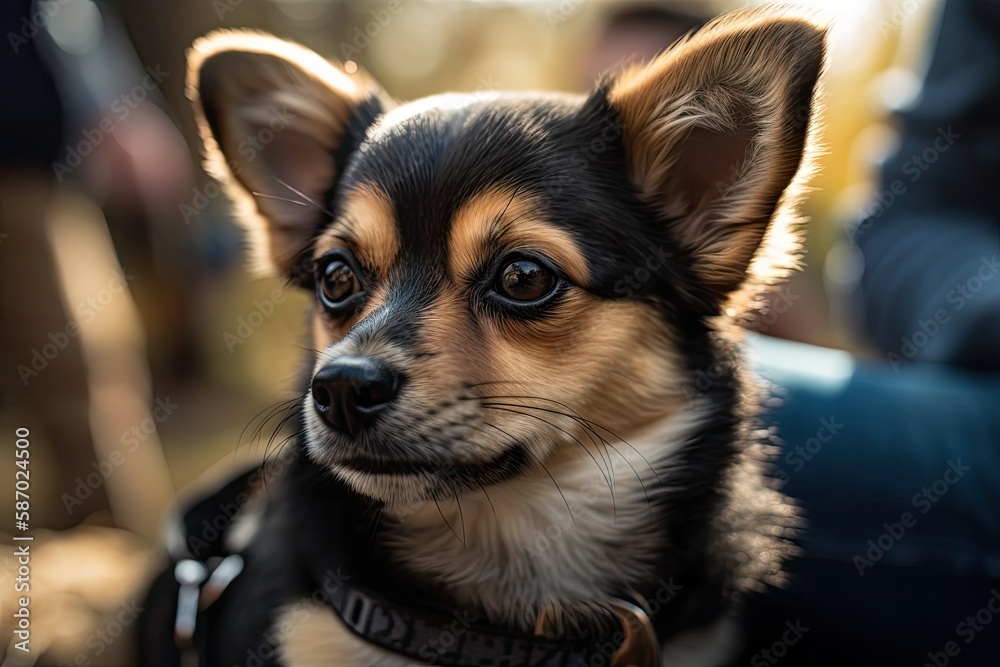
[735, 335, 1000, 666]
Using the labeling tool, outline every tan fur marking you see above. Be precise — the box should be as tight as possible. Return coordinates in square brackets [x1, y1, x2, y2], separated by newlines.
[277, 602, 398, 665]
[314, 185, 399, 279]
[447, 188, 590, 287]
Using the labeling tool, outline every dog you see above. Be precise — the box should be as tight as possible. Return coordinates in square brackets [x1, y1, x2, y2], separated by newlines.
[147, 7, 826, 666]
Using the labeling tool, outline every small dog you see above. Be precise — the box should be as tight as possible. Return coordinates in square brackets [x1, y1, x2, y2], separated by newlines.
[155, 7, 825, 666]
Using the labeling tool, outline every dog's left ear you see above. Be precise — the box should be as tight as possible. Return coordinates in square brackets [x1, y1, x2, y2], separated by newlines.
[607, 9, 826, 300]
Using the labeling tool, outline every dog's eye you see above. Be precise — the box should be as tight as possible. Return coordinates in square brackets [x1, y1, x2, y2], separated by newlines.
[495, 258, 557, 303]
[318, 259, 363, 312]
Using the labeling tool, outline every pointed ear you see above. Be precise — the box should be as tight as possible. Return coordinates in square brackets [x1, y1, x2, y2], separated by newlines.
[186, 31, 387, 276]
[608, 8, 826, 299]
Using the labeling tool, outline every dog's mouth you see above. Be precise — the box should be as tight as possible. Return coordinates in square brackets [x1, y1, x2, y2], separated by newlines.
[334, 444, 529, 482]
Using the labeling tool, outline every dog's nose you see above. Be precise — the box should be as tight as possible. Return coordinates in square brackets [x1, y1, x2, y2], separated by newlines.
[311, 357, 401, 435]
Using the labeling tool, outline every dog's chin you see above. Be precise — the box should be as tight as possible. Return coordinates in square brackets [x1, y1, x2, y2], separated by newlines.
[306, 438, 532, 507]
[327, 465, 440, 507]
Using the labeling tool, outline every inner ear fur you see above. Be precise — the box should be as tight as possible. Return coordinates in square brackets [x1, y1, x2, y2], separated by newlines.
[186, 31, 385, 276]
[608, 7, 827, 299]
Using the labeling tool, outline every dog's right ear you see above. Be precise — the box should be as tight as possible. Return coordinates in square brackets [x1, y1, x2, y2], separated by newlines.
[606, 8, 825, 303]
[187, 31, 387, 276]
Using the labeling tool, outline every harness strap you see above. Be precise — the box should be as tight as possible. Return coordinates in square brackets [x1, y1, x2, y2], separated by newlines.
[150, 462, 662, 666]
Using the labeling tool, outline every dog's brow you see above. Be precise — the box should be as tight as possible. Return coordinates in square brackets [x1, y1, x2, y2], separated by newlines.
[447, 188, 589, 285]
[314, 185, 398, 276]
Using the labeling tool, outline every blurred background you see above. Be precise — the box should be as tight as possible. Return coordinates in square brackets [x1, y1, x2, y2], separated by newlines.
[0, 0, 959, 664]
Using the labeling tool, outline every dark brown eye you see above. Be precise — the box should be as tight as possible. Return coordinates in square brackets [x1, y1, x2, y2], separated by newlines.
[319, 260, 362, 311]
[496, 259, 557, 303]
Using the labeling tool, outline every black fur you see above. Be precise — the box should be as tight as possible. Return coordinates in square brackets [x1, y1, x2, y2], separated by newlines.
[209, 87, 769, 660]
[152, 26, 822, 658]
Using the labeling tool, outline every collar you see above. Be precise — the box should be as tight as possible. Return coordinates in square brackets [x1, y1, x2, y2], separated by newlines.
[313, 572, 660, 666]
[286, 455, 662, 667]
[168, 458, 663, 666]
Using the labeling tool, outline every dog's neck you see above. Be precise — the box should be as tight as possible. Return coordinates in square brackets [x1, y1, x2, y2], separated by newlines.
[377, 408, 706, 635]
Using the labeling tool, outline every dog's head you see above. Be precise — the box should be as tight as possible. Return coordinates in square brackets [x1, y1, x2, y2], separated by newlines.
[188, 9, 824, 506]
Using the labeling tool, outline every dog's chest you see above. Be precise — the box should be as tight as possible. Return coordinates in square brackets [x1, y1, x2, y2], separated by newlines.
[275, 411, 712, 666]
[382, 462, 662, 629]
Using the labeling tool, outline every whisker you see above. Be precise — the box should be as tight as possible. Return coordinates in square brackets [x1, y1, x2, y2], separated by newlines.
[275, 177, 335, 217]
[263, 408, 304, 461]
[481, 403, 614, 496]
[479, 396, 619, 471]
[495, 184, 522, 226]
[485, 401, 655, 517]
[474, 393, 664, 485]
[252, 192, 308, 206]
[477, 480, 497, 519]
[572, 418, 665, 485]
[261, 427, 305, 475]
[238, 398, 300, 460]
[452, 483, 467, 545]
[481, 420, 574, 523]
[292, 344, 326, 356]
[432, 498, 465, 547]
[364, 506, 384, 542]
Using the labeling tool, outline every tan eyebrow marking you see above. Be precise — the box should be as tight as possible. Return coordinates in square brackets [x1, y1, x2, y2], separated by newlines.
[313, 184, 398, 277]
[448, 188, 589, 286]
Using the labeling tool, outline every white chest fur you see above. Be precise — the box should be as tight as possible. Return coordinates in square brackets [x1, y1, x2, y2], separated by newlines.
[277, 408, 735, 666]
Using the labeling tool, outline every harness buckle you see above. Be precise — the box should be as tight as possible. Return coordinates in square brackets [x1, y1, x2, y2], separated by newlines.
[172, 554, 245, 667]
[608, 597, 661, 667]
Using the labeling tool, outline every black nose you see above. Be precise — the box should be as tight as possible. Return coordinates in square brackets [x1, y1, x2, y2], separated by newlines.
[311, 357, 401, 435]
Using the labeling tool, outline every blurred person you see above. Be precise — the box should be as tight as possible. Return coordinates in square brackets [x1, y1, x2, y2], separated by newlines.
[0, 0, 177, 538]
[582, 3, 709, 87]
[852, 3, 1000, 372]
[737, 0, 1000, 664]
[1, 0, 113, 528]
[0, 4, 188, 664]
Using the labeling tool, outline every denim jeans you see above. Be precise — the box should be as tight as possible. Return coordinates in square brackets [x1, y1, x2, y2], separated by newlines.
[734, 335, 1000, 666]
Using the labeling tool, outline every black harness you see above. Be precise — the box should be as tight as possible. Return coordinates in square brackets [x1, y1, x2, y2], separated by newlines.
[139, 463, 662, 667]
